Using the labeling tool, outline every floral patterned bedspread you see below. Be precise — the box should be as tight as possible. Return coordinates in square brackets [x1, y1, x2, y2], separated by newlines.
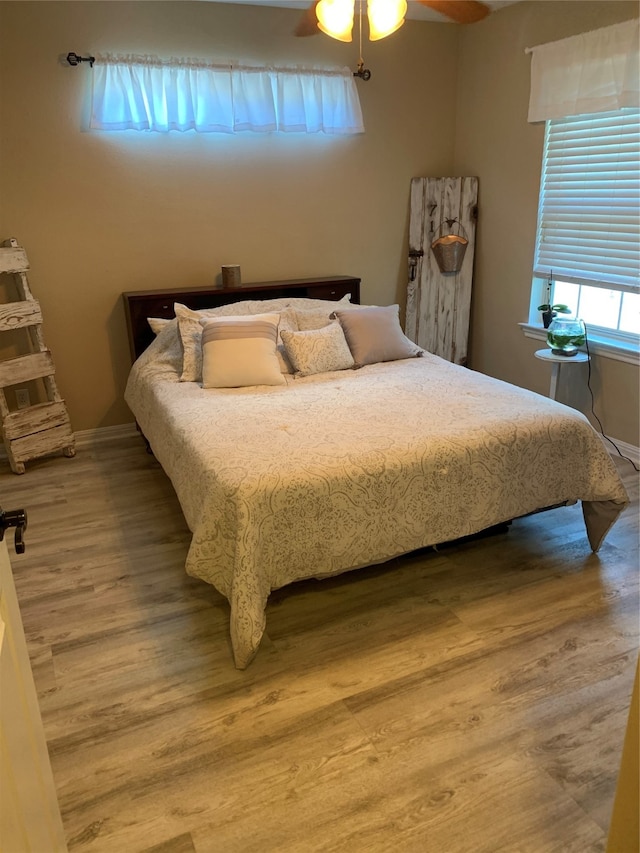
[125, 325, 628, 668]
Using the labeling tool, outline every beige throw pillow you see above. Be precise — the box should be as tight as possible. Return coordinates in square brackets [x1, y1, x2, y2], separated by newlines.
[200, 313, 285, 388]
[175, 302, 297, 381]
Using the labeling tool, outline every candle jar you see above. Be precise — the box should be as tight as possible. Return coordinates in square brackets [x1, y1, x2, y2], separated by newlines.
[547, 317, 586, 356]
[221, 265, 241, 288]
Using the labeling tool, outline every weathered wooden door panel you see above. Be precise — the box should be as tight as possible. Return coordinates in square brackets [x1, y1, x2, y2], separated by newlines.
[406, 177, 478, 364]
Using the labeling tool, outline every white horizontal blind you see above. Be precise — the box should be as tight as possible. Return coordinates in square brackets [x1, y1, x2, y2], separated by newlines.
[534, 109, 640, 291]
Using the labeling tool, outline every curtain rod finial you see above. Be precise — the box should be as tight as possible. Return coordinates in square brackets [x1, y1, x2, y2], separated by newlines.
[67, 52, 95, 68]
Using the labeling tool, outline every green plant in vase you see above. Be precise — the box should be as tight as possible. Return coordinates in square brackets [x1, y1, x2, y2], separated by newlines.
[538, 301, 571, 329]
[538, 273, 571, 328]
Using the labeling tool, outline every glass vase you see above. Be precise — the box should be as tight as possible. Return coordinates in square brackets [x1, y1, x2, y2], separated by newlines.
[547, 317, 586, 356]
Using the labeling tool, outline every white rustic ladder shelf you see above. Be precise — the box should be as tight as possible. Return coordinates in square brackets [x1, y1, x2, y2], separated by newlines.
[0, 239, 75, 474]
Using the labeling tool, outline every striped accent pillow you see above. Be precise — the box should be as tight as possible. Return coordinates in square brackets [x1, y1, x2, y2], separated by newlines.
[200, 313, 286, 388]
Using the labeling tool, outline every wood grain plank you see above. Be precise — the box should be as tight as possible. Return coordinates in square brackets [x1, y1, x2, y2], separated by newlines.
[0, 299, 42, 331]
[3, 401, 71, 439]
[0, 246, 29, 274]
[0, 349, 54, 386]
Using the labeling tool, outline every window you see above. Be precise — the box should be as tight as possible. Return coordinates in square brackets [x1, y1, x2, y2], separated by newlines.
[530, 108, 640, 351]
[524, 19, 640, 359]
[553, 279, 640, 336]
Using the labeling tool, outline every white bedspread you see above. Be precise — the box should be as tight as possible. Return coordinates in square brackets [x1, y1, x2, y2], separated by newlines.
[125, 327, 628, 668]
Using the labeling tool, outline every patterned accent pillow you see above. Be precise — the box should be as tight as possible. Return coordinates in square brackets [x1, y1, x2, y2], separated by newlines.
[134, 319, 183, 376]
[335, 304, 423, 367]
[285, 294, 352, 314]
[294, 297, 365, 332]
[200, 313, 286, 388]
[281, 321, 355, 377]
[175, 302, 297, 381]
[147, 317, 171, 335]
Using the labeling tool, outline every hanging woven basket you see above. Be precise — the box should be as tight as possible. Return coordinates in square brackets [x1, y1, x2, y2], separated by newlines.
[431, 220, 469, 274]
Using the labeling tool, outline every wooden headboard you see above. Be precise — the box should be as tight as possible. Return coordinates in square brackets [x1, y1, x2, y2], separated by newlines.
[122, 275, 361, 362]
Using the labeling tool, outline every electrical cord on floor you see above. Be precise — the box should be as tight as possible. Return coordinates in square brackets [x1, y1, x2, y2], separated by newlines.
[584, 329, 639, 472]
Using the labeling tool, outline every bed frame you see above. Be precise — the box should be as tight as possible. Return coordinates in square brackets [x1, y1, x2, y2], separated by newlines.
[122, 275, 361, 362]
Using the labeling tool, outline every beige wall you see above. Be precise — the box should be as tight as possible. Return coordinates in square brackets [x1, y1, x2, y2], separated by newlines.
[0, 1, 458, 430]
[0, 1, 638, 447]
[455, 0, 639, 446]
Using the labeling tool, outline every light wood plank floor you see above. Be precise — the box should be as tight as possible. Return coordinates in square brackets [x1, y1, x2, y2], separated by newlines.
[2, 432, 638, 853]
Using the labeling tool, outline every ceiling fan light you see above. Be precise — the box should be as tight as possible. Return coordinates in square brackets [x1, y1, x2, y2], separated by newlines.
[316, 0, 355, 42]
[367, 0, 407, 41]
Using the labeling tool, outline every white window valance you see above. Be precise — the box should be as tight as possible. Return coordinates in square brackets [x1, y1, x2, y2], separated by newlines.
[90, 55, 364, 135]
[526, 18, 640, 123]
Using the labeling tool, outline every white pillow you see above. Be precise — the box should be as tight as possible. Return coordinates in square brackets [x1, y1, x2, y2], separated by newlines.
[281, 321, 355, 377]
[175, 302, 297, 381]
[175, 303, 211, 381]
[285, 293, 352, 313]
[293, 296, 365, 332]
[147, 317, 171, 335]
[133, 320, 183, 375]
[200, 313, 286, 388]
[294, 308, 336, 331]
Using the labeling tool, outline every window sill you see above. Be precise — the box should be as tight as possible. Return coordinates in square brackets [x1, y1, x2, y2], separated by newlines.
[519, 323, 640, 366]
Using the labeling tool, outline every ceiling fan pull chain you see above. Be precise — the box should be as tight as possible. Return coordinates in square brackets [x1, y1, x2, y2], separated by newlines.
[353, 0, 371, 80]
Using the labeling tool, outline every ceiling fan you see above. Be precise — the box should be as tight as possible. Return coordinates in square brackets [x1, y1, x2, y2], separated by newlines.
[295, 0, 491, 39]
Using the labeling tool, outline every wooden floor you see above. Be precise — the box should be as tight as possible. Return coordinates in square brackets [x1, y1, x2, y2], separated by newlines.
[3, 431, 638, 853]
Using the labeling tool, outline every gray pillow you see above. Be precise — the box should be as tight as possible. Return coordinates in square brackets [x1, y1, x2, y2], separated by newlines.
[334, 304, 423, 366]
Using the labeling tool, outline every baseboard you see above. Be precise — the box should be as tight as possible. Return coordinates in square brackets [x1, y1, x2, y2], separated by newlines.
[0, 422, 140, 465]
[73, 422, 138, 448]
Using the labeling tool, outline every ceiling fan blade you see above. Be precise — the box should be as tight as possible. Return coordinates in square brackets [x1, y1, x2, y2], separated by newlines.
[417, 0, 490, 24]
[295, 1, 321, 37]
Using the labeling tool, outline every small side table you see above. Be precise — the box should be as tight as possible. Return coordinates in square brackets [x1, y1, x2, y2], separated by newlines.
[534, 348, 590, 400]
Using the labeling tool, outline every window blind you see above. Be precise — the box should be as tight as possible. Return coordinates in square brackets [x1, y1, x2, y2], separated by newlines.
[534, 109, 640, 291]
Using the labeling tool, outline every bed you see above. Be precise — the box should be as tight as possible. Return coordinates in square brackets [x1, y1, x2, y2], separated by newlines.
[123, 277, 628, 669]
